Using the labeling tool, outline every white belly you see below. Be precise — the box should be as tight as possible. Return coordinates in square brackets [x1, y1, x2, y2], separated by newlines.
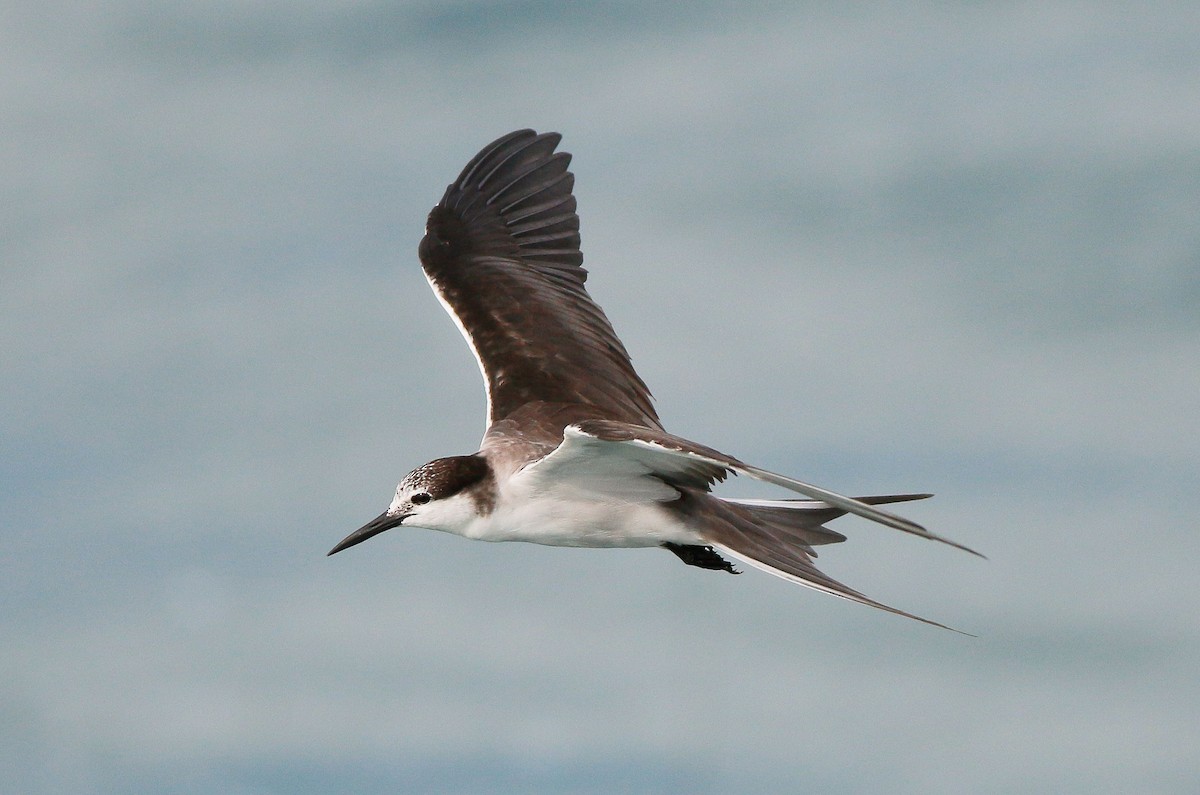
[458, 490, 704, 548]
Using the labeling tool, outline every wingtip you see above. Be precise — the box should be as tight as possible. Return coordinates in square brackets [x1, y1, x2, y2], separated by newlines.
[932, 531, 988, 560]
[714, 545, 976, 636]
[964, 545, 989, 561]
[894, 607, 977, 636]
[928, 620, 979, 638]
[906, 521, 987, 560]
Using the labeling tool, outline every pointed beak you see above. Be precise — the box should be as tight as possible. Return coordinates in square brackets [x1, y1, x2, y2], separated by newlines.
[327, 511, 410, 556]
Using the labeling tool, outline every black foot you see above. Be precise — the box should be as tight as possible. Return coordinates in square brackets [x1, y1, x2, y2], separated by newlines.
[662, 542, 739, 573]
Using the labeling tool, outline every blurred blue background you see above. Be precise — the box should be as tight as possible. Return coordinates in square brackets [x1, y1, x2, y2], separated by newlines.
[4, 2, 1198, 792]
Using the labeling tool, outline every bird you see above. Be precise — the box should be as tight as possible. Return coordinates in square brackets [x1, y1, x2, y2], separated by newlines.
[328, 129, 980, 631]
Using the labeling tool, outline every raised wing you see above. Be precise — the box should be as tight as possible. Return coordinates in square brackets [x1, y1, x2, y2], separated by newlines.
[418, 130, 659, 430]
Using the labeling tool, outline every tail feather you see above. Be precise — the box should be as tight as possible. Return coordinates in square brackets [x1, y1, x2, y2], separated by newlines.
[680, 492, 969, 634]
[722, 494, 934, 551]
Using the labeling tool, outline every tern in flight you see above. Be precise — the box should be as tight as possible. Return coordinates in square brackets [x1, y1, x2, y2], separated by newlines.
[329, 129, 979, 630]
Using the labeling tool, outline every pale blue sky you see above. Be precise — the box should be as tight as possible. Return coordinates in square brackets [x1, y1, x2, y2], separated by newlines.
[4, 2, 1199, 792]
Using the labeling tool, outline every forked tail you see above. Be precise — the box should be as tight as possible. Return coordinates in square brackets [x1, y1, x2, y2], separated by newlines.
[679, 492, 972, 634]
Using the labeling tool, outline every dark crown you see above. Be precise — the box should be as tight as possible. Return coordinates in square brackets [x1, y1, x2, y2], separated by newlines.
[402, 455, 490, 499]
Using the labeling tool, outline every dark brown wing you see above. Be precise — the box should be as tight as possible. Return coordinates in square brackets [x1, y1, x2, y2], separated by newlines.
[418, 130, 659, 429]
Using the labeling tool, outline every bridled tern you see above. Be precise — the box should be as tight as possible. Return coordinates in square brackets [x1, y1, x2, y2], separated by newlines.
[328, 129, 979, 631]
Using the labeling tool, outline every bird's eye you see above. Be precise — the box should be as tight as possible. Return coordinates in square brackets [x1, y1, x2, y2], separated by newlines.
[411, 492, 432, 505]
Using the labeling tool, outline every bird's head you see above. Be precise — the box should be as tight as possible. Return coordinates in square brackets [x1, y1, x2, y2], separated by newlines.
[327, 454, 492, 555]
